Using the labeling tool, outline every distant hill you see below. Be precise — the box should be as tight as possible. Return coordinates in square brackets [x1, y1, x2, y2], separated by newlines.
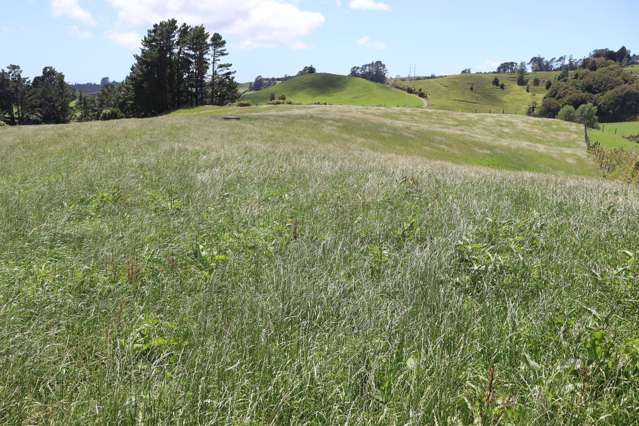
[71, 83, 103, 96]
[241, 73, 423, 108]
[393, 71, 557, 115]
[71, 78, 118, 96]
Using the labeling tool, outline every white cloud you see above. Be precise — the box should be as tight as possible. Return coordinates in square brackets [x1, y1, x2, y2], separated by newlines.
[107, 31, 141, 50]
[349, 0, 391, 11]
[106, 0, 325, 49]
[357, 36, 385, 50]
[51, 0, 96, 25]
[67, 25, 93, 39]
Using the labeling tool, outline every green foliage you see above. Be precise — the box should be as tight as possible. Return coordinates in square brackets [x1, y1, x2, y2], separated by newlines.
[542, 62, 639, 121]
[99, 108, 125, 121]
[557, 105, 577, 122]
[349, 60, 388, 84]
[576, 103, 599, 128]
[29, 66, 74, 124]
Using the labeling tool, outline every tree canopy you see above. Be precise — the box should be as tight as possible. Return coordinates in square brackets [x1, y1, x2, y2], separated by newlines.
[350, 61, 388, 84]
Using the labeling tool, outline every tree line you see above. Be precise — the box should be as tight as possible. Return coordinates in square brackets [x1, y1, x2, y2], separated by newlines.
[539, 57, 639, 123]
[0, 19, 239, 125]
[496, 47, 637, 74]
[250, 65, 316, 91]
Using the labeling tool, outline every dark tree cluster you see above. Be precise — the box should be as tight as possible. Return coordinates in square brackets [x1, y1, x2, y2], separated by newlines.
[492, 77, 505, 90]
[496, 62, 518, 74]
[497, 47, 635, 75]
[126, 20, 238, 117]
[401, 86, 428, 99]
[0, 65, 73, 125]
[297, 65, 316, 76]
[250, 66, 316, 92]
[349, 61, 388, 84]
[539, 60, 639, 122]
[1, 19, 239, 125]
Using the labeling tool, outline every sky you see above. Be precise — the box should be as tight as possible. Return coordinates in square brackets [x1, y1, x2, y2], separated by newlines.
[1, 0, 638, 84]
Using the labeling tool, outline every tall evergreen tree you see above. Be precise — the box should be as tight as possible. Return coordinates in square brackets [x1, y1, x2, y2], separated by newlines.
[210, 32, 237, 105]
[187, 25, 211, 106]
[175, 23, 193, 109]
[128, 19, 179, 116]
[29, 67, 73, 124]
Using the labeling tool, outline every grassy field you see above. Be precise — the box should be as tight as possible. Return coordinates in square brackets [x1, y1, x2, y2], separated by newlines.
[627, 64, 639, 76]
[394, 72, 556, 114]
[3, 106, 639, 424]
[591, 121, 639, 151]
[173, 105, 595, 176]
[242, 73, 423, 108]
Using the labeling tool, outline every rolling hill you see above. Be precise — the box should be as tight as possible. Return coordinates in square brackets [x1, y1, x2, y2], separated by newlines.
[3, 105, 639, 423]
[393, 71, 557, 114]
[170, 105, 596, 176]
[241, 73, 423, 107]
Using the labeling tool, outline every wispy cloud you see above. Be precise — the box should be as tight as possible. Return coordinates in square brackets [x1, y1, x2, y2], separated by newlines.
[349, 0, 391, 12]
[106, 31, 141, 50]
[51, 0, 96, 25]
[357, 36, 386, 50]
[67, 25, 93, 39]
[106, 0, 325, 50]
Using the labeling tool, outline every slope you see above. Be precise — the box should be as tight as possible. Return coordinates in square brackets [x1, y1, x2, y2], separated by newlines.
[394, 71, 557, 114]
[241, 73, 423, 108]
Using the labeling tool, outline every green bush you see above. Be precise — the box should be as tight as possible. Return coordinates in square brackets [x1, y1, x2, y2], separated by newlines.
[99, 108, 125, 121]
[0, 120, 6, 128]
[557, 105, 577, 122]
[576, 103, 599, 128]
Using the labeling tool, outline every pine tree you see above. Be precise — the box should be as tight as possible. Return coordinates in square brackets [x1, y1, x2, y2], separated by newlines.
[210, 33, 238, 105]
[186, 26, 211, 106]
[128, 19, 179, 116]
[175, 23, 193, 109]
[29, 67, 73, 124]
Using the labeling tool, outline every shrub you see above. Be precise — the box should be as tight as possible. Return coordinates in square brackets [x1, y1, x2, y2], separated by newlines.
[236, 101, 252, 107]
[269, 93, 276, 102]
[557, 105, 577, 122]
[99, 108, 125, 121]
[576, 103, 599, 128]
[278, 94, 287, 101]
[0, 120, 6, 128]
[539, 98, 562, 118]
[533, 77, 541, 87]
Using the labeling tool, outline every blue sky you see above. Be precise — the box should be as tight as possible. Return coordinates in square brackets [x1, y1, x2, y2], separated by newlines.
[2, 0, 638, 84]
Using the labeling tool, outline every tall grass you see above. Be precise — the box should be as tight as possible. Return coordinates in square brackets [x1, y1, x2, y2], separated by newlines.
[1, 109, 639, 423]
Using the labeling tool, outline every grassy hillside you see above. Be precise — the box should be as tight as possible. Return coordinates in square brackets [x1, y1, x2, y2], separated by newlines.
[4, 107, 639, 423]
[591, 121, 639, 150]
[395, 72, 556, 114]
[242, 73, 423, 108]
[627, 64, 639, 76]
[172, 105, 596, 176]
